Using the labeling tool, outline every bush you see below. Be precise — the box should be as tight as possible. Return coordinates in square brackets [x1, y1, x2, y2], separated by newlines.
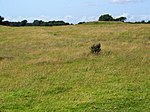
[91, 43, 101, 54]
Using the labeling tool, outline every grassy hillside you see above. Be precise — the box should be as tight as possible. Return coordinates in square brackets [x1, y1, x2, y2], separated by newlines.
[0, 23, 150, 112]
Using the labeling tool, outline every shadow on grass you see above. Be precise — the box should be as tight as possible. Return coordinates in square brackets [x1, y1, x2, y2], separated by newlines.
[0, 56, 13, 61]
[44, 87, 72, 95]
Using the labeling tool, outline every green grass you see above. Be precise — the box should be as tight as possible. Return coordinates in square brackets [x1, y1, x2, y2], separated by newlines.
[0, 23, 150, 112]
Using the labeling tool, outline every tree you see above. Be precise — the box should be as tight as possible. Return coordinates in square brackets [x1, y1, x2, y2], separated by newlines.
[0, 16, 4, 24]
[32, 20, 44, 26]
[0, 16, 71, 26]
[20, 20, 27, 26]
[141, 20, 145, 24]
[3, 21, 9, 26]
[115, 17, 127, 22]
[98, 14, 114, 21]
[33, 20, 41, 26]
[78, 22, 86, 24]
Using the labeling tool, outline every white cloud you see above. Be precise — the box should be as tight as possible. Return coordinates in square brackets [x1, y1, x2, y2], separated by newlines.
[112, 0, 133, 3]
[84, 2, 99, 7]
[64, 16, 98, 23]
[112, 0, 141, 3]
[128, 15, 150, 22]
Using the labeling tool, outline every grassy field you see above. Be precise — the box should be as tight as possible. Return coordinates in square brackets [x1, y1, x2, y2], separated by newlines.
[0, 22, 150, 112]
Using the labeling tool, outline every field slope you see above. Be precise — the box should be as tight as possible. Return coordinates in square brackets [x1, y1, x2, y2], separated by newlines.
[0, 23, 150, 112]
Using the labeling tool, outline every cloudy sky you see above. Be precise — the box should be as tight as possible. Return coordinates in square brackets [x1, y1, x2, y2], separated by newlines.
[0, 0, 150, 23]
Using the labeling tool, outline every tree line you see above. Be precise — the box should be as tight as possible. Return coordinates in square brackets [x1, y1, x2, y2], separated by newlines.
[1, 14, 150, 27]
[98, 14, 127, 22]
[0, 16, 70, 27]
[98, 14, 150, 24]
[78, 14, 150, 24]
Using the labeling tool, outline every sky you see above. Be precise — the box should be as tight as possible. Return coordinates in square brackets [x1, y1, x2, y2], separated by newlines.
[0, 0, 150, 23]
